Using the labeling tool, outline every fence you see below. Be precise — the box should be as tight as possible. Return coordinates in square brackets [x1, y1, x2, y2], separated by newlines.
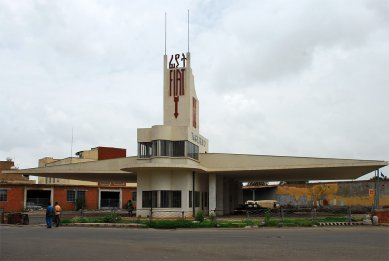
[227, 206, 364, 223]
[137, 209, 191, 220]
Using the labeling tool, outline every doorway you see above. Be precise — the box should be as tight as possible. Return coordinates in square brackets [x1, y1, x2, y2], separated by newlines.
[99, 190, 121, 209]
[26, 189, 51, 210]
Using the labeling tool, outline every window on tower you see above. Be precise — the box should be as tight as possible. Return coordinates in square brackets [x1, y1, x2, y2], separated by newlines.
[187, 141, 199, 160]
[137, 140, 198, 160]
[138, 142, 152, 158]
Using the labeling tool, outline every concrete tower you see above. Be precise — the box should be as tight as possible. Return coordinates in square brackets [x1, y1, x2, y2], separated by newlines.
[137, 52, 208, 157]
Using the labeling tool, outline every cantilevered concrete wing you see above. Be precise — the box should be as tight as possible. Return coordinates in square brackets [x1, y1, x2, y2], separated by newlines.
[199, 153, 388, 181]
[4, 153, 387, 182]
[3, 157, 139, 183]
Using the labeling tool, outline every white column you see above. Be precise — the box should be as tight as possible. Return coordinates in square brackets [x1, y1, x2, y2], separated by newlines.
[209, 174, 216, 215]
[216, 176, 224, 215]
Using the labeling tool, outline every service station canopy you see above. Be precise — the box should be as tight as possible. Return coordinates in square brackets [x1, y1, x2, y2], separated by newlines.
[4, 153, 387, 183]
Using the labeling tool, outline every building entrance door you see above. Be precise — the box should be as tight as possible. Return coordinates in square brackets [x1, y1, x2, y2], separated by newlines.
[100, 191, 120, 209]
[26, 190, 51, 210]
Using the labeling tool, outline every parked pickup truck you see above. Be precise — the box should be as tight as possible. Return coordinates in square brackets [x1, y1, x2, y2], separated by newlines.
[255, 200, 280, 209]
[234, 200, 280, 214]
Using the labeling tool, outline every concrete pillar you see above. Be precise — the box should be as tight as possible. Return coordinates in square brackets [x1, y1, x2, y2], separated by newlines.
[209, 174, 216, 215]
[216, 176, 224, 215]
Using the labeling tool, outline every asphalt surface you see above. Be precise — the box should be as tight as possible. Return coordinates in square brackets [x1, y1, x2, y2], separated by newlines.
[0, 226, 388, 260]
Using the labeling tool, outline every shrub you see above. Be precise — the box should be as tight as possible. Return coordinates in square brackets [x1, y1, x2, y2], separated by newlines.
[264, 209, 271, 224]
[75, 197, 86, 211]
[70, 216, 89, 223]
[103, 213, 122, 223]
[209, 212, 216, 223]
[195, 210, 204, 222]
[244, 219, 255, 227]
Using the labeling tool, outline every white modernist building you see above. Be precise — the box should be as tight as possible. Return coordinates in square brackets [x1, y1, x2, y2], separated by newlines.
[7, 51, 387, 217]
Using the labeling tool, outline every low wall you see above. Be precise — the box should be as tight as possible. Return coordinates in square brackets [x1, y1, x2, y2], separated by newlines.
[374, 209, 389, 223]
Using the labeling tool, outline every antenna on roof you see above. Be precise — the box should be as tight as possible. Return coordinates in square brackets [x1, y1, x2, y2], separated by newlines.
[187, 9, 190, 53]
[70, 127, 74, 163]
[165, 12, 167, 55]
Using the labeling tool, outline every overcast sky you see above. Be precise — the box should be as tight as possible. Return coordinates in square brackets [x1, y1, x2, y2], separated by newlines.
[1, 0, 388, 180]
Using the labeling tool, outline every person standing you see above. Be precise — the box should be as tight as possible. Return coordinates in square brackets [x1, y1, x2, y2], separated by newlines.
[46, 202, 54, 228]
[54, 202, 62, 227]
[126, 200, 134, 217]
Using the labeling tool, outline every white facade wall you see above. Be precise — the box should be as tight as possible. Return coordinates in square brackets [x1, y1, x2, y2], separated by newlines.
[136, 170, 209, 218]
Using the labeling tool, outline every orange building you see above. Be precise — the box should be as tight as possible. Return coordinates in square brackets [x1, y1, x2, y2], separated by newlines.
[0, 183, 136, 213]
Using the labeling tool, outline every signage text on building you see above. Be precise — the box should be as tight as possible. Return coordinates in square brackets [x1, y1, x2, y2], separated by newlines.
[168, 53, 187, 118]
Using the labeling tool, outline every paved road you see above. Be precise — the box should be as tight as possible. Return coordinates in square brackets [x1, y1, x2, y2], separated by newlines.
[0, 226, 388, 260]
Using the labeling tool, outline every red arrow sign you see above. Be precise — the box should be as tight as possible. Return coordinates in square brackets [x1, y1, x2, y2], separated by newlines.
[174, 96, 179, 118]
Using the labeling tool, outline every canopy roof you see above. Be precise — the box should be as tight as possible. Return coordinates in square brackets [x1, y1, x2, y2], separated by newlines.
[4, 153, 387, 183]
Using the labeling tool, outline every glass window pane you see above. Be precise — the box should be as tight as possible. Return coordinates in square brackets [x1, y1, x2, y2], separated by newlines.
[138, 142, 152, 158]
[172, 191, 181, 208]
[0, 189, 7, 201]
[67, 191, 75, 202]
[160, 191, 169, 208]
[160, 140, 171, 156]
[194, 191, 200, 207]
[142, 191, 151, 208]
[186, 142, 199, 160]
[172, 141, 185, 157]
[77, 191, 86, 200]
[152, 141, 159, 157]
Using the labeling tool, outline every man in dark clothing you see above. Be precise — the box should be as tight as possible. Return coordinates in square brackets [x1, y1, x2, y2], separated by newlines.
[46, 202, 54, 228]
[126, 200, 134, 217]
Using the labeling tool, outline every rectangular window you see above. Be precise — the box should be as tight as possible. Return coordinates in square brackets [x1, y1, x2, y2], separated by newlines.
[152, 140, 159, 157]
[138, 142, 152, 158]
[77, 191, 86, 200]
[187, 141, 199, 160]
[160, 190, 181, 208]
[132, 191, 137, 201]
[142, 191, 157, 208]
[172, 191, 181, 208]
[172, 141, 185, 157]
[0, 189, 7, 202]
[67, 190, 85, 202]
[189, 191, 200, 208]
[160, 190, 169, 208]
[160, 140, 171, 156]
[67, 190, 76, 202]
[142, 191, 151, 208]
[194, 191, 200, 207]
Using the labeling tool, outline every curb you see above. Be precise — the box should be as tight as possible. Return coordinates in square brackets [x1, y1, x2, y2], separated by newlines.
[318, 222, 363, 226]
[62, 223, 146, 228]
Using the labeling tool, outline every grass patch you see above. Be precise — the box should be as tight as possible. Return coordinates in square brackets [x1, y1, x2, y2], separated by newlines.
[316, 216, 356, 223]
[263, 219, 314, 227]
[62, 214, 122, 224]
[146, 220, 212, 229]
[62, 214, 360, 228]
